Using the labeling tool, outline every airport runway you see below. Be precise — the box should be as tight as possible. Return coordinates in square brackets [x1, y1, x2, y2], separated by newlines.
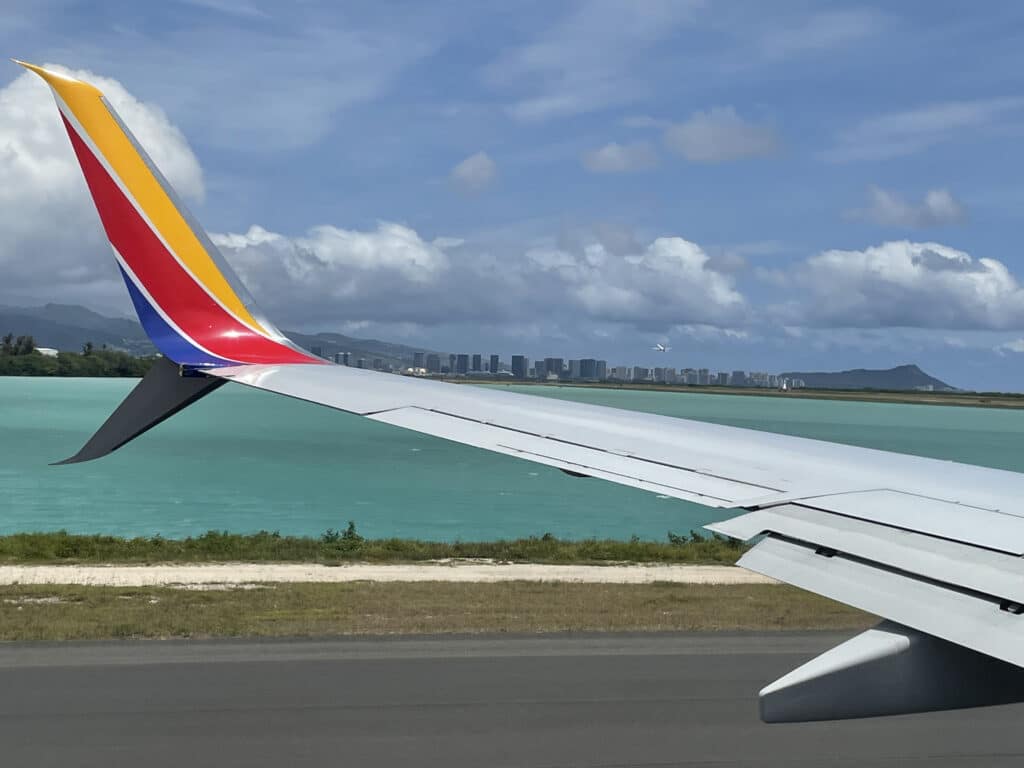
[0, 632, 1021, 767]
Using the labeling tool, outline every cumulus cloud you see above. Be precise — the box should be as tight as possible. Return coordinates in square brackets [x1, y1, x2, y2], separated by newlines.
[787, 240, 1024, 330]
[0, 65, 204, 309]
[996, 339, 1024, 354]
[212, 223, 746, 332]
[581, 141, 657, 173]
[450, 151, 497, 192]
[848, 186, 967, 228]
[663, 107, 778, 163]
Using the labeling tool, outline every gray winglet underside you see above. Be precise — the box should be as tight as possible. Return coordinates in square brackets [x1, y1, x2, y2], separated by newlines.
[54, 356, 225, 465]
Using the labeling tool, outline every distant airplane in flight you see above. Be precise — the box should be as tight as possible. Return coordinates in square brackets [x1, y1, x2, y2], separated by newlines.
[652, 343, 670, 352]
[20, 59, 1024, 724]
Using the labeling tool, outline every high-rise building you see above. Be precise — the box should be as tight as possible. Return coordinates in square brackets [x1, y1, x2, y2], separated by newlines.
[511, 355, 528, 378]
[653, 367, 666, 383]
[333, 352, 345, 365]
[579, 358, 597, 379]
[698, 368, 710, 385]
[489, 354, 500, 374]
[425, 353, 441, 373]
[595, 360, 607, 380]
[413, 351, 425, 369]
[456, 354, 469, 374]
[731, 370, 747, 386]
[544, 358, 563, 379]
[471, 354, 482, 372]
[448, 354, 456, 373]
[609, 366, 630, 381]
[356, 358, 366, 369]
[310, 345, 323, 358]
[568, 359, 581, 379]
[716, 371, 728, 386]
[632, 366, 650, 381]
[373, 358, 383, 370]
[682, 368, 697, 385]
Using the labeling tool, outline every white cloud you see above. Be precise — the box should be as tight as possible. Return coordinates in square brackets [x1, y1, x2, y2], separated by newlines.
[663, 107, 779, 163]
[212, 222, 451, 326]
[213, 223, 747, 333]
[581, 141, 657, 173]
[483, 1, 702, 121]
[825, 98, 1024, 162]
[849, 186, 967, 228]
[0, 66, 204, 309]
[758, 10, 882, 60]
[58, 8, 444, 151]
[788, 240, 1024, 330]
[450, 151, 497, 192]
[996, 339, 1024, 354]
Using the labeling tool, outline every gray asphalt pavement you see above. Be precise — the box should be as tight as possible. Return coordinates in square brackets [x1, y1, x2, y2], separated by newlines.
[0, 632, 1021, 767]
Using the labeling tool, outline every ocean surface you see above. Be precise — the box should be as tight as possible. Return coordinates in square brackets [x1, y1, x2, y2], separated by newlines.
[4, 378, 1024, 541]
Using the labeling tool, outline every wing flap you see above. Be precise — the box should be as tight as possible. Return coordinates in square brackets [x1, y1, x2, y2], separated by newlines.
[710, 504, 1024, 602]
[738, 536, 1024, 668]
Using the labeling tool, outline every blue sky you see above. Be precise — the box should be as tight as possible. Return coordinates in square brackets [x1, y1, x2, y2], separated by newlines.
[3, 1, 1024, 389]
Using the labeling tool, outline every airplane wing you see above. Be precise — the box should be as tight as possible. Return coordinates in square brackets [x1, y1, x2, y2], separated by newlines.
[20, 60, 1024, 723]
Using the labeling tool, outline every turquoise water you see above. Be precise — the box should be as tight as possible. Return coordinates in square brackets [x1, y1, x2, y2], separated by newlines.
[4, 378, 1024, 540]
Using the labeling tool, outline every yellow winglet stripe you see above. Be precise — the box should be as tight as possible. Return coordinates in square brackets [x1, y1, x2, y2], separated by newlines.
[16, 61, 269, 336]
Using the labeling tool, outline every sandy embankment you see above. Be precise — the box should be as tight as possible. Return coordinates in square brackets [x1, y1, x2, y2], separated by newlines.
[0, 562, 776, 588]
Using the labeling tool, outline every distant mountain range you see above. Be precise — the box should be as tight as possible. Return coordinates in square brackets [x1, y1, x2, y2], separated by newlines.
[1, 304, 956, 391]
[0, 304, 438, 368]
[779, 365, 954, 391]
[0, 304, 156, 356]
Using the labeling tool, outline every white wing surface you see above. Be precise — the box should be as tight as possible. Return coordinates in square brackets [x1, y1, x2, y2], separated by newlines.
[210, 362, 1024, 722]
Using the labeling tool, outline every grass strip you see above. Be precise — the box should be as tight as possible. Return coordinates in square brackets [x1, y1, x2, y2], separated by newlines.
[0, 583, 872, 641]
[0, 529, 745, 565]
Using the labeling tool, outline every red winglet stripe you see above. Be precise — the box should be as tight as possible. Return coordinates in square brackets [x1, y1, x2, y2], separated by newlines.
[62, 114, 318, 365]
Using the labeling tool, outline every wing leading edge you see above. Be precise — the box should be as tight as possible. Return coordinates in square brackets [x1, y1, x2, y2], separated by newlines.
[22, 60, 1024, 722]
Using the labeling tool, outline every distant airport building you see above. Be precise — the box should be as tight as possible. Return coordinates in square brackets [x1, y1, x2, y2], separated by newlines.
[511, 355, 528, 378]
[425, 353, 441, 373]
[490, 354, 500, 374]
[456, 354, 469, 375]
[471, 354, 482, 372]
